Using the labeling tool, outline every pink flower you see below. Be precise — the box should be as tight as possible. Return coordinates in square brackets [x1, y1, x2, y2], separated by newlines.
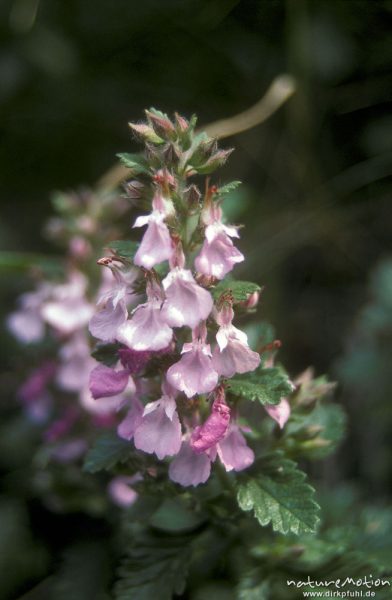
[169, 440, 212, 487]
[264, 397, 291, 429]
[190, 388, 231, 453]
[89, 263, 138, 342]
[195, 204, 244, 279]
[108, 475, 141, 507]
[7, 285, 52, 343]
[217, 424, 255, 471]
[56, 333, 92, 393]
[116, 279, 173, 351]
[161, 267, 213, 328]
[134, 383, 182, 459]
[117, 299, 172, 351]
[117, 396, 144, 440]
[89, 364, 130, 400]
[212, 305, 260, 378]
[167, 328, 218, 398]
[41, 271, 94, 335]
[133, 214, 173, 269]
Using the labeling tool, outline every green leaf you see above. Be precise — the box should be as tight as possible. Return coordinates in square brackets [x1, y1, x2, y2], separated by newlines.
[117, 153, 150, 175]
[228, 368, 293, 405]
[237, 577, 270, 600]
[105, 240, 139, 261]
[114, 531, 191, 600]
[237, 454, 320, 535]
[150, 498, 206, 533]
[213, 280, 261, 303]
[83, 433, 137, 474]
[0, 251, 63, 275]
[217, 180, 242, 196]
[91, 342, 120, 367]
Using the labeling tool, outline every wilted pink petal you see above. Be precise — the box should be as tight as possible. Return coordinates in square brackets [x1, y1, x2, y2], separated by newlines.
[195, 233, 244, 280]
[169, 441, 211, 487]
[265, 397, 291, 429]
[89, 299, 128, 341]
[116, 300, 172, 351]
[134, 395, 182, 459]
[191, 391, 230, 453]
[217, 426, 254, 472]
[161, 268, 213, 328]
[167, 340, 218, 398]
[117, 396, 144, 440]
[133, 213, 173, 269]
[89, 364, 129, 399]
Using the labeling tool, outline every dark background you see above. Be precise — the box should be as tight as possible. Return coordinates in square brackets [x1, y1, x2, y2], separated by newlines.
[1, 0, 391, 585]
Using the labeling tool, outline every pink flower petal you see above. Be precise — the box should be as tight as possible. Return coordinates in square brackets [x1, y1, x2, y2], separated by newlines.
[191, 394, 230, 454]
[89, 299, 128, 341]
[265, 397, 291, 429]
[169, 441, 211, 487]
[195, 232, 244, 280]
[162, 268, 213, 328]
[117, 301, 173, 351]
[217, 426, 254, 472]
[89, 364, 129, 400]
[133, 214, 173, 269]
[167, 343, 218, 398]
[134, 396, 182, 460]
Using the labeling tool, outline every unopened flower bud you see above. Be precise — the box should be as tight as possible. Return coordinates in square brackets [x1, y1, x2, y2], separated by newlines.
[145, 109, 176, 139]
[123, 180, 144, 200]
[129, 122, 163, 144]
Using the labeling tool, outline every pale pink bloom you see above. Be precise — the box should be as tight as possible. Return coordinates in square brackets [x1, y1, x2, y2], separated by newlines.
[134, 387, 182, 459]
[56, 333, 92, 392]
[264, 397, 291, 429]
[212, 305, 260, 378]
[80, 377, 135, 416]
[7, 285, 52, 343]
[195, 233, 244, 279]
[195, 203, 244, 279]
[117, 298, 172, 351]
[89, 299, 128, 341]
[217, 425, 255, 471]
[191, 391, 231, 453]
[108, 475, 141, 507]
[89, 266, 138, 342]
[169, 440, 211, 487]
[161, 267, 213, 328]
[89, 364, 130, 400]
[167, 338, 218, 398]
[133, 212, 172, 269]
[117, 396, 144, 441]
[41, 271, 94, 335]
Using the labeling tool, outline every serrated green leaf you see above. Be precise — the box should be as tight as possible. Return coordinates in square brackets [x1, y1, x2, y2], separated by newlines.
[83, 433, 136, 474]
[117, 153, 150, 175]
[237, 454, 320, 535]
[91, 342, 120, 367]
[213, 280, 261, 303]
[217, 180, 242, 196]
[105, 240, 139, 261]
[114, 532, 191, 600]
[228, 368, 293, 405]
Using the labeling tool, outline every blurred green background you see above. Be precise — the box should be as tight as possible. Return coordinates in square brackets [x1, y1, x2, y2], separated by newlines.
[0, 0, 391, 597]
